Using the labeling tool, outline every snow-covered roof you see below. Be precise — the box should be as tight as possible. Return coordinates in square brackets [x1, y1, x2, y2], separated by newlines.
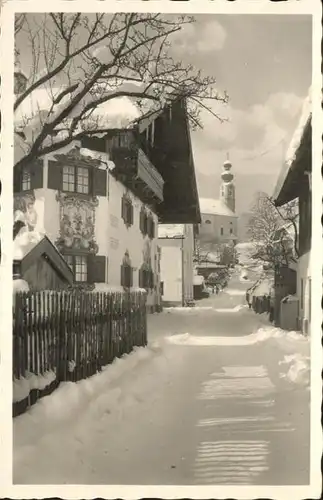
[202, 252, 221, 263]
[158, 224, 185, 238]
[16, 87, 141, 133]
[199, 198, 237, 217]
[79, 148, 115, 171]
[273, 90, 311, 204]
[13, 229, 45, 260]
[193, 274, 204, 285]
[285, 92, 311, 168]
[197, 262, 226, 269]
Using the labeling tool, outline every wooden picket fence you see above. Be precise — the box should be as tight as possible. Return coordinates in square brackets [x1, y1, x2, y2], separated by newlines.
[13, 290, 147, 417]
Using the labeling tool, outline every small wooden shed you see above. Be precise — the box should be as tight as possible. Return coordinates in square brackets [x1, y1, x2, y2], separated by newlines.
[13, 231, 74, 291]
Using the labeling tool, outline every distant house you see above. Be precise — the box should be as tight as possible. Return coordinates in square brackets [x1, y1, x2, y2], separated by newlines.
[14, 97, 201, 313]
[195, 262, 227, 281]
[158, 224, 195, 306]
[273, 93, 311, 334]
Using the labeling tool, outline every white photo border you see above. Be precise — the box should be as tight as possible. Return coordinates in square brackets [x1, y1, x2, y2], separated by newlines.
[0, 0, 322, 498]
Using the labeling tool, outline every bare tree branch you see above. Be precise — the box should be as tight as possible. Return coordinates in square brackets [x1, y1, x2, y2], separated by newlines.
[15, 13, 228, 167]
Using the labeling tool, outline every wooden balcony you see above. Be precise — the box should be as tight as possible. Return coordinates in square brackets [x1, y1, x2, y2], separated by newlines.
[109, 145, 164, 204]
[137, 148, 164, 202]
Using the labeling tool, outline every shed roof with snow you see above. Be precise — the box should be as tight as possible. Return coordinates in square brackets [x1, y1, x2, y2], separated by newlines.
[14, 229, 74, 287]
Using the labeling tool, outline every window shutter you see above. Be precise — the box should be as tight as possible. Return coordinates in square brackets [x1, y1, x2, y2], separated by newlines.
[150, 219, 155, 239]
[13, 167, 21, 193]
[127, 265, 131, 287]
[147, 215, 155, 239]
[129, 266, 133, 287]
[144, 213, 148, 235]
[149, 270, 154, 289]
[149, 216, 153, 238]
[93, 168, 107, 197]
[48, 160, 62, 190]
[126, 201, 130, 224]
[140, 210, 143, 233]
[30, 160, 44, 189]
[120, 264, 124, 287]
[130, 203, 134, 225]
[88, 255, 106, 283]
[106, 256, 109, 283]
[121, 196, 126, 221]
[139, 267, 143, 288]
[146, 216, 150, 237]
[122, 264, 128, 288]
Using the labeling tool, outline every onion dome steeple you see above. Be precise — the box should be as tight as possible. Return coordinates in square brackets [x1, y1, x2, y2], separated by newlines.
[220, 153, 235, 213]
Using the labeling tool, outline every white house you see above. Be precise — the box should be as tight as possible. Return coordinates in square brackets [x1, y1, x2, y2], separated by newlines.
[158, 224, 195, 306]
[14, 141, 162, 310]
[14, 96, 201, 312]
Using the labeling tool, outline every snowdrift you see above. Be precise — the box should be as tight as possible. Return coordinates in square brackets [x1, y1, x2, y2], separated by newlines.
[166, 325, 310, 348]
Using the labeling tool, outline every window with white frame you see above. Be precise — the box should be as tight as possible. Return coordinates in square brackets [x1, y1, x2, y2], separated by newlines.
[77, 167, 90, 194]
[62, 166, 75, 192]
[62, 165, 89, 194]
[21, 167, 31, 191]
[65, 255, 88, 282]
[75, 255, 88, 281]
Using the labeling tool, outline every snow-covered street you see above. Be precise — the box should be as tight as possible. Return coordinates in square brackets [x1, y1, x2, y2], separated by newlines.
[13, 273, 310, 486]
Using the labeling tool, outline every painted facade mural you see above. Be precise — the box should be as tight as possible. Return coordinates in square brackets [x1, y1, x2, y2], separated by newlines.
[55, 192, 99, 254]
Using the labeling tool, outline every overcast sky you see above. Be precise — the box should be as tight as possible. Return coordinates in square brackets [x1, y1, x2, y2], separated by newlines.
[170, 14, 312, 213]
[16, 14, 312, 214]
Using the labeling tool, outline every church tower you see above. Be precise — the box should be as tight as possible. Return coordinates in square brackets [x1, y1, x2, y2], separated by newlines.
[220, 154, 235, 213]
